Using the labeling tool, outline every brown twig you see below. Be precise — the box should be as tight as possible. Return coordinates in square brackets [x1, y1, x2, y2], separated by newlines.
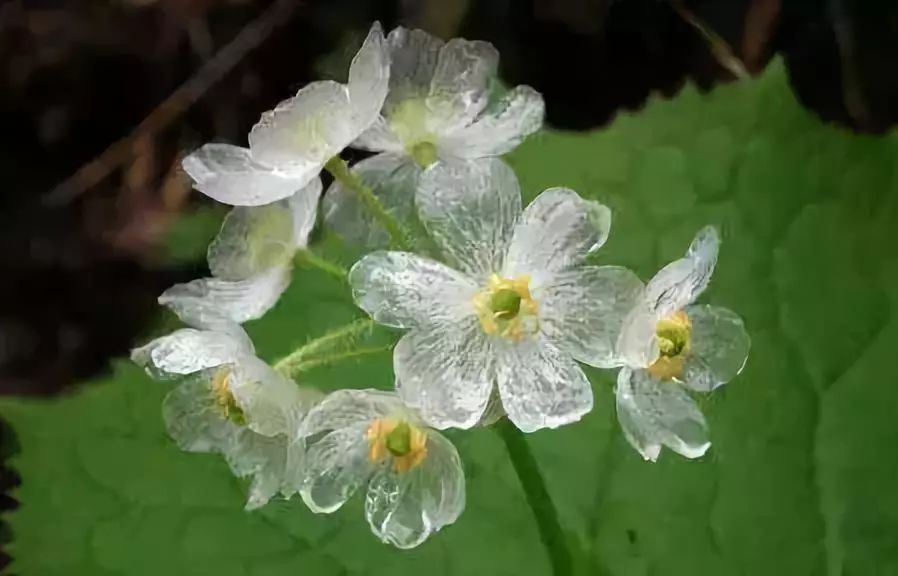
[42, 0, 300, 206]
[670, 0, 750, 81]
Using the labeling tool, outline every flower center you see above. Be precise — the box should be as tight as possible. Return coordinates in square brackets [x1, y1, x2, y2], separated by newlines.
[647, 310, 693, 380]
[473, 274, 540, 341]
[366, 418, 428, 474]
[390, 99, 438, 167]
[211, 367, 247, 425]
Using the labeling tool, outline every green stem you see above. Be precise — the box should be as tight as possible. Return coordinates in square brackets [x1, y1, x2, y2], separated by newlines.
[324, 156, 412, 251]
[284, 345, 392, 373]
[273, 318, 375, 376]
[294, 248, 347, 282]
[495, 419, 572, 576]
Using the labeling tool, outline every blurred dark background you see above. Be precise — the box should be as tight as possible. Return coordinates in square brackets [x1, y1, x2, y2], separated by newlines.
[2, 0, 898, 569]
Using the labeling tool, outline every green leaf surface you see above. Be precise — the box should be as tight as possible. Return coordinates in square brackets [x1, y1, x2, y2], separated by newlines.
[5, 59, 898, 575]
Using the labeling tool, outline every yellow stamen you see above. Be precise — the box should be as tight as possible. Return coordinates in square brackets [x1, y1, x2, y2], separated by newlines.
[366, 418, 428, 474]
[647, 310, 693, 380]
[211, 367, 245, 424]
[473, 274, 540, 341]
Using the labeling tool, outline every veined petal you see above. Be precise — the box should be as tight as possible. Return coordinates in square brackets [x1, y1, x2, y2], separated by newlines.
[182, 144, 312, 206]
[347, 22, 390, 130]
[300, 423, 373, 513]
[440, 85, 544, 158]
[365, 431, 465, 549]
[504, 188, 612, 282]
[131, 328, 250, 377]
[353, 116, 404, 153]
[159, 265, 292, 325]
[323, 153, 420, 249]
[682, 305, 751, 392]
[645, 226, 719, 317]
[298, 388, 404, 438]
[615, 367, 710, 461]
[288, 176, 323, 247]
[248, 81, 354, 169]
[417, 158, 521, 279]
[538, 266, 644, 368]
[616, 305, 661, 369]
[495, 336, 593, 433]
[394, 318, 494, 429]
[349, 251, 477, 329]
[162, 373, 239, 452]
[207, 204, 295, 281]
[383, 27, 444, 114]
[224, 429, 287, 510]
[427, 38, 498, 134]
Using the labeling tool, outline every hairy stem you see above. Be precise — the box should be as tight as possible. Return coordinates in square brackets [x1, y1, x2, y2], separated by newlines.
[495, 419, 572, 576]
[294, 248, 347, 282]
[273, 317, 375, 376]
[284, 345, 392, 373]
[324, 156, 412, 251]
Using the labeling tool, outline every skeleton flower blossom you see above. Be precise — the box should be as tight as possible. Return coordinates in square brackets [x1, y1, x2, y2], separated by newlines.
[158, 179, 321, 324]
[323, 26, 544, 247]
[297, 389, 464, 549]
[132, 320, 319, 509]
[615, 226, 750, 461]
[349, 158, 643, 432]
[182, 22, 389, 207]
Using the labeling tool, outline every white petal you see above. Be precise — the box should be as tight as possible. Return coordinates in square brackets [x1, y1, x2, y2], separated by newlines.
[353, 116, 404, 152]
[645, 226, 719, 316]
[538, 266, 645, 368]
[300, 423, 373, 513]
[494, 336, 593, 433]
[287, 177, 323, 247]
[207, 204, 295, 281]
[383, 27, 444, 114]
[248, 81, 354, 169]
[417, 158, 521, 279]
[161, 373, 239, 452]
[159, 265, 292, 325]
[224, 429, 287, 510]
[615, 367, 710, 461]
[228, 356, 319, 437]
[440, 85, 544, 158]
[616, 305, 661, 369]
[349, 251, 477, 329]
[347, 22, 390, 131]
[365, 431, 465, 549]
[682, 305, 751, 392]
[131, 328, 250, 377]
[504, 187, 611, 282]
[181, 144, 312, 206]
[426, 38, 498, 134]
[297, 388, 404, 438]
[322, 153, 420, 249]
[394, 317, 494, 429]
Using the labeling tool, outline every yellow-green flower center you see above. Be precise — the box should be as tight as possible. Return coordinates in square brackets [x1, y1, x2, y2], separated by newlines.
[390, 99, 438, 167]
[211, 367, 246, 425]
[473, 274, 539, 340]
[648, 310, 693, 380]
[367, 418, 428, 473]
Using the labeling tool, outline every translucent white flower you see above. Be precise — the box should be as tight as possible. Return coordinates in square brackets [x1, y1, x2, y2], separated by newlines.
[132, 322, 321, 508]
[159, 178, 321, 325]
[614, 226, 751, 461]
[324, 26, 544, 247]
[297, 389, 465, 549]
[182, 22, 389, 207]
[349, 158, 643, 432]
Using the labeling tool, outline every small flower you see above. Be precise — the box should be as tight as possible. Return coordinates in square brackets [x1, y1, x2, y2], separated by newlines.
[614, 226, 751, 461]
[349, 158, 643, 432]
[182, 22, 389, 207]
[297, 389, 465, 549]
[132, 322, 320, 509]
[323, 26, 544, 247]
[159, 179, 321, 325]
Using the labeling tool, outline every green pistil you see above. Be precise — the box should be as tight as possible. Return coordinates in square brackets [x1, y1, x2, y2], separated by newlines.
[491, 289, 522, 319]
[410, 141, 438, 167]
[385, 422, 412, 457]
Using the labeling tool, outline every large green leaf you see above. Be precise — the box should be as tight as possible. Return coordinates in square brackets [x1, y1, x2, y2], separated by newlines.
[5, 59, 898, 575]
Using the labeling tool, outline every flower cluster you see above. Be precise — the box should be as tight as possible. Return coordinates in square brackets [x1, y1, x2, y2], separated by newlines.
[133, 22, 750, 550]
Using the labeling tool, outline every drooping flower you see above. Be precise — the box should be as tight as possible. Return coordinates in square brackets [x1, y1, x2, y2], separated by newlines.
[323, 26, 544, 247]
[297, 388, 465, 549]
[349, 158, 643, 432]
[159, 178, 321, 325]
[132, 322, 320, 509]
[182, 22, 389, 207]
[614, 226, 750, 461]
